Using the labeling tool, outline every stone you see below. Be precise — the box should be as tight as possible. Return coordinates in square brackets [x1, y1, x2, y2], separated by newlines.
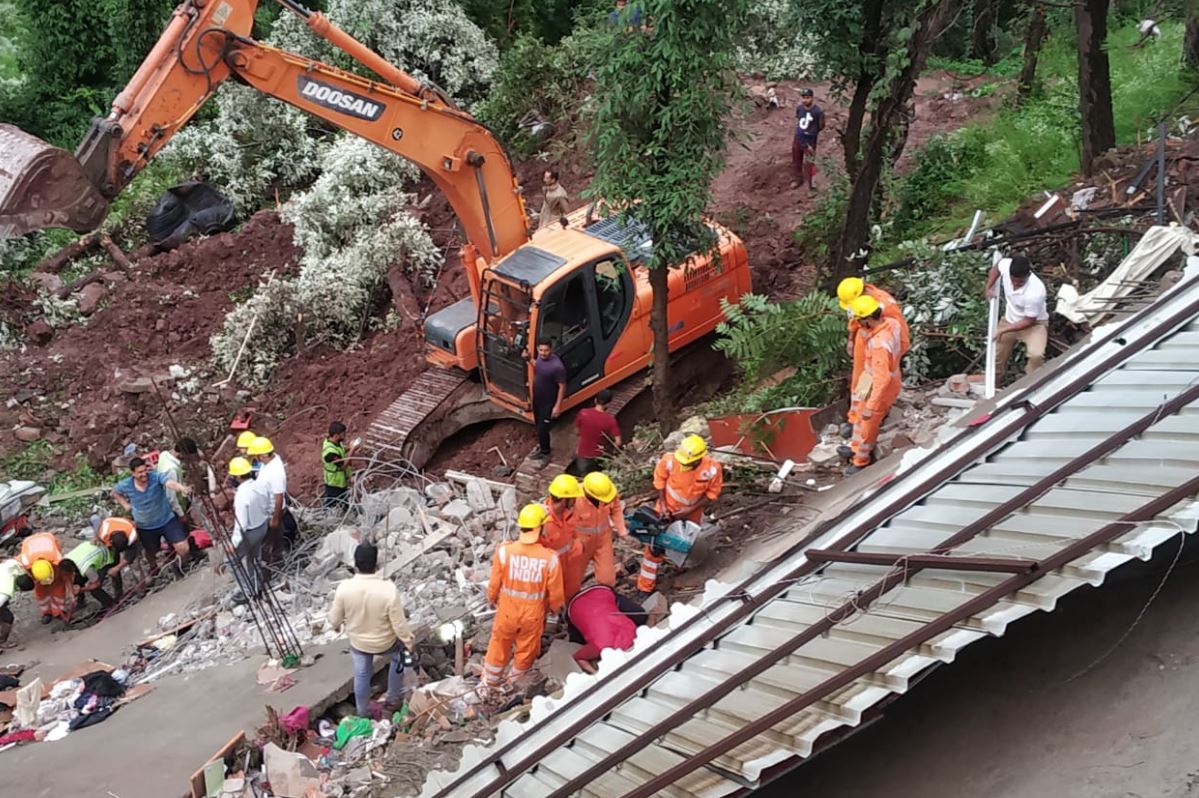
[498, 487, 517, 516]
[263, 743, 321, 798]
[465, 478, 496, 512]
[13, 426, 41, 442]
[117, 376, 154, 394]
[155, 318, 166, 332]
[425, 482, 454, 506]
[318, 525, 361, 567]
[945, 373, 970, 394]
[383, 505, 414, 532]
[806, 442, 842, 467]
[439, 499, 473, 524]
[640, 592, 670, 627]
[28, 272, 62, 293]
[168, 364, 191, 379]
[78, 283, 107, 316]
[25, 320, 53, 345]
[930, 396, 975, 410]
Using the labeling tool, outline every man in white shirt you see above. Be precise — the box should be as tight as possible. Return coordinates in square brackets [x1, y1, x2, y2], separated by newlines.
[986, 255, 1049, 380]
[248, 436, 294, 562]
[228, 457, 271, 600]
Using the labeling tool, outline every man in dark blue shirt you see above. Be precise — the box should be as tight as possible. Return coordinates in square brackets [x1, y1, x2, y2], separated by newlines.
[532, 340, 567, 464]
[608, 0, 643, 29]
[792, 88, 825, 191]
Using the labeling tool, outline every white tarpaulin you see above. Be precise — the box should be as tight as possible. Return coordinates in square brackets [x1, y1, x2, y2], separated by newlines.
[1056, 224, 1199, 325]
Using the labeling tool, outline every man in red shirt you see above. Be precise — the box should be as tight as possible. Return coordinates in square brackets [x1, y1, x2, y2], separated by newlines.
[571, 389, 622, 476]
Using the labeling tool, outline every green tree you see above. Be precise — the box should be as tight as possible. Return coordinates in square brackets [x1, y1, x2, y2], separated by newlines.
[586, 0, 748, 431]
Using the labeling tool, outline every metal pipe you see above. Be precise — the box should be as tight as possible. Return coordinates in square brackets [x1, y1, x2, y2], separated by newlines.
[803, 549, 1038, 574]
[1156, 121, 1167, 225]
[620, 474, 1199, 798]
[437, 282, 1199, 798]
[546, 378, 1199, 798]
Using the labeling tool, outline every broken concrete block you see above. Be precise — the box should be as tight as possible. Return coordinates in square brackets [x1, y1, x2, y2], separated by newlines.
[318, 525, 361, 567]
[78, 283, 108, 316]
[930, 396, 975, 410]
[641, 592, 670, 626]
[806, 442, 842, 467]
[498, 487, 517, 516]
[465, 478, 496, 512]
[117, 376, 154, 394]
[384, 504, 414, 531]
[13, 426, 41, 442]
[425, 482, 454, 506]
[944, 373, 970, 394]
[439, 499, 473, 524]
[263, 742, 321, 798]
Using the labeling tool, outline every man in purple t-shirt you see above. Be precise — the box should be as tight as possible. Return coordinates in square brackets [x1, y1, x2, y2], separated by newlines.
[792, 88, 825, 191]
[532, 340, 567, 464]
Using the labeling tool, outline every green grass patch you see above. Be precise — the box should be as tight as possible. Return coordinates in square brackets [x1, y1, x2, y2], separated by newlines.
[2, 442, 110, 519]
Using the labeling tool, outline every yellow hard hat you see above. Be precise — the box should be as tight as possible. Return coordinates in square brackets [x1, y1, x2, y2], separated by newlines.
[582, 472, 617, 504]
[849, 294, 881, 319]
[517, 503, 549, 530]
[674, 434, 707, 466]
[837, 277, 865, 310]
[31, 559, 54, 585]
[228, 456, 253, 477]
[548, 473, 583, 500]
[247, 436, 274, 456]
[236, 431, 257, 450]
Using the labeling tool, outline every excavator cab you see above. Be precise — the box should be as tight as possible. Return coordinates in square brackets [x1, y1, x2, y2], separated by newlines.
[0, 124, 109, 238]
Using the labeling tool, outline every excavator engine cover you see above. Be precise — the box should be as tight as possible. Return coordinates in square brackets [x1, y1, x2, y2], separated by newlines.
[0, 124, 108, 238]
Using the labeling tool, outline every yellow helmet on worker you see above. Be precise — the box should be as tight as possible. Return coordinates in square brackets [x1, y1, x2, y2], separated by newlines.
[247, 436, 274, 456]
[548, 473, 583, 500]
[849, 294, 881, 320]
[674, 434, 708, 466]
[517, 503, 549, 543]
[30, 559, 54, 585]
[837, 277, 865, 310]
[236, 431, 257, 450]
[228, 457, 253, 477]
[582, 472, 618, 504]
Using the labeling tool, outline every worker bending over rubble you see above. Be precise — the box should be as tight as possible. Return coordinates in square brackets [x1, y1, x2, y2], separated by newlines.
[846, 294, 904, 475]
[94, 516, 140, 596]
[570, 472, 628, 590]
[565, 584, 645, 674]
[836, 277, 909, 449]
[637, 435, 724, 594]
[63, 537, 119, 613]
[484, 504, 565, 691]
[542, 475, 585, 597]
[0, 558, 34, 647]
[17, 532, 74, 624]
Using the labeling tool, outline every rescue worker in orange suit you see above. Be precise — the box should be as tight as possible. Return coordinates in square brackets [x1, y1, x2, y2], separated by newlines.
[542, 474, 586, 598]
[16, 532, 74, 624]
[846, 294, 904, 475]
[483, 504, 566, 690]
[836, 277, 910, 451]
[637, 434, 724, 595]
[569, 472, 628, 591]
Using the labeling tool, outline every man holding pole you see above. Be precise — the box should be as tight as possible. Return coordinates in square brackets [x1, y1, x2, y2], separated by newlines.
[986, 255, 1049, 381]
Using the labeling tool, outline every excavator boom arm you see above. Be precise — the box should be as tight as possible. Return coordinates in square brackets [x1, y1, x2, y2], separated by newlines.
[1, 0, 529, 265]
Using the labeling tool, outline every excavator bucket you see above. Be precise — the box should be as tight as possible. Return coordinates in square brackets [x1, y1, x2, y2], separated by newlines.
[0, 124, 108, 238]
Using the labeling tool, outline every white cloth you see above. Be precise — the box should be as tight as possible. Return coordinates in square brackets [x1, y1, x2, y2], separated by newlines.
[258, 455, 287, 500]
[997, 259, 1048, 323]
[232, 479, 272, 547]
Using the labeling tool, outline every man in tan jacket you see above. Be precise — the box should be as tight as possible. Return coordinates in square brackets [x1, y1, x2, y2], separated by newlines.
[329, 543, 415, 716]
[539, 169, 570, 229]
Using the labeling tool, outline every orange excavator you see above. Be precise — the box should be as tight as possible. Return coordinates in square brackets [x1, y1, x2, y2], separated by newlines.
[0, 0, 751, 469]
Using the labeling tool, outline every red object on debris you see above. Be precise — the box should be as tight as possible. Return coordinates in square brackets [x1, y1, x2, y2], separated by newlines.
[707, 409, 821, 463]
[189, 529, 213, 549]
[280, 706, 310, 735]
[229, 408, 256, 432]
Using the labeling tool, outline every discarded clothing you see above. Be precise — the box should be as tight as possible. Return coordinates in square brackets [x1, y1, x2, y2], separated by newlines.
[280, 705, 309, 736]
[332, 716, 372, 750]
[68, 707, 113, 730]
[0, 729, 37, 745]
[0, 674, 19, 690]
[80, 670, 126, 699]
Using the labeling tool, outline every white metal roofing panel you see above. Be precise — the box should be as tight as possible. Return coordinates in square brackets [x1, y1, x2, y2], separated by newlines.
[422, 265, 1199, 798]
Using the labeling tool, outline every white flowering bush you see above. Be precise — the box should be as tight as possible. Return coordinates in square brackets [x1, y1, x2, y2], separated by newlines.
[165, 83, 322, 214]
[270, 0, 497, 107]
[736, 0, 824, 80]
[210, 276, 301, 386]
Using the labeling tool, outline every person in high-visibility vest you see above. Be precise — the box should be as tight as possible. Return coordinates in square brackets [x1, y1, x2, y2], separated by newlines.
[95, 516, 139, 597]
[541, 474, 585, 598]
[483, 504, 566, 690]
[0, 559, 34, 647]
[17, 532, 73, 623]
[636, 435, 724, 595]
[847, 294, 904, 474]
[63, 539, 117, 612]
[836, 277, 910, 454]
[568, 472, 628, 591]
[322, 421, 358, 512]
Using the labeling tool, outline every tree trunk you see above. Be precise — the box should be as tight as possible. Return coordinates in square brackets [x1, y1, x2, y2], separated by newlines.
[842, 0, 886, 179]
[834, 0, 952, 278]
[649, 262, 675, 434]
[971, 0, 995, 65]
[1016, 3, 1047, 105]
[1076, 0, 1116, 176]
[1185, 0, 1199, 68]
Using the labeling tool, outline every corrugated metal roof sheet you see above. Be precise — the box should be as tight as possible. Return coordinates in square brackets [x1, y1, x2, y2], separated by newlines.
[422, 260, 1199, 798]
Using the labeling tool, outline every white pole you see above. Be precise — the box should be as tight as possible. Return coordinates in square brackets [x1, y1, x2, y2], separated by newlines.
[984, 250, 1002, 399]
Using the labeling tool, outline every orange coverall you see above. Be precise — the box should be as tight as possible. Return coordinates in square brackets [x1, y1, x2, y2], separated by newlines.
[851, 317, 903, 467]
[848, 285, 910, 426]
[541, 499, 585, 598]
[638, 454, 724, 592]
[483, 539, 565, 687]
[570, 494, 627, 589]
[17, 533, 72, 619]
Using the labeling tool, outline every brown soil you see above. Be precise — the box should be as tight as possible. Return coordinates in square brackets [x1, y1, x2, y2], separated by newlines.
[0, 71, 997, 500]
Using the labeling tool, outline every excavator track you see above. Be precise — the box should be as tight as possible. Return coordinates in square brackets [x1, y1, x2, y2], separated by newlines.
[360, 368, 508, 476]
